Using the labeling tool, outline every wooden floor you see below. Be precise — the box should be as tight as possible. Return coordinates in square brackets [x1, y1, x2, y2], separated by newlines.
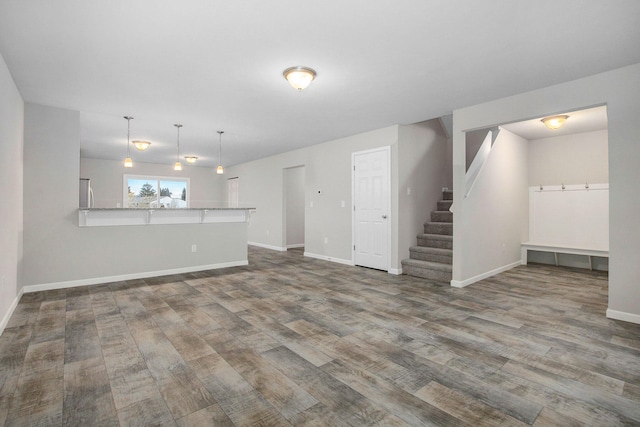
[1, 247, 639, 426]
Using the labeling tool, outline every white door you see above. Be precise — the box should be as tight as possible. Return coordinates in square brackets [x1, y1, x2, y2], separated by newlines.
[227, 177, 239, 207]
[353, 147, 390, 271]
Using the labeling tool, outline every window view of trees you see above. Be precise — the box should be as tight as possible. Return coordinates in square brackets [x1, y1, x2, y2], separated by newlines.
[124, 175, 189, 208]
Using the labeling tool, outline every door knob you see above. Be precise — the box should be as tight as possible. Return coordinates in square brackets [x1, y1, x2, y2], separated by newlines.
[382, 215, 387, 219]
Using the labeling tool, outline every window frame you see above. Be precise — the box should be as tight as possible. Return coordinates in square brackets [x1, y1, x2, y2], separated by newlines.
[123, 174, 191, 208]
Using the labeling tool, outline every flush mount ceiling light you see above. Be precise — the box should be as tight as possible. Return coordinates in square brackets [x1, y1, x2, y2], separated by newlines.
[283, 66, 316, 91]
[216, 131, 224, 174]
[184, 156, 198, 164]
[123, 116, 134, 168]
[541, 115, 569, 130]
[132, 140, 151, 151]
[174, 124, 183, 171]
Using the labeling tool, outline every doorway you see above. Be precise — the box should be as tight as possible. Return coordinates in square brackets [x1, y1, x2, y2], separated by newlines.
[352, 146, 390, 271]
[283, 166, 305, 250]
[227, 177, 239, 207]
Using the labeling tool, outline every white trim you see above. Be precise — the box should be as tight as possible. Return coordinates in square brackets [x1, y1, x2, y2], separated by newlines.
[304, 252, 354, 266]
[22, 260, 248, 294]
[606, 309, 640, 325]
[286, 244, 305, 249]
[388, 268, 402, 275]
[248, 242, 287, 252]
[0, 287, 24, 336]
[450, 260, 521, 288]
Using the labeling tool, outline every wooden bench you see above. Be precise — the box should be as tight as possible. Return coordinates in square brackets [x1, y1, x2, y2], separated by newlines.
[521, 242, 609, 270]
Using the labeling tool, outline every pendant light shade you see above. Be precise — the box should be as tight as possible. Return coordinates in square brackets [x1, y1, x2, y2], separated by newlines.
[174, 124, 183, 171]
[123, 116, 134, 168]
[216, 131, 224, 174]
[184, 156, 198, 164]
[283, 66, 316, 90]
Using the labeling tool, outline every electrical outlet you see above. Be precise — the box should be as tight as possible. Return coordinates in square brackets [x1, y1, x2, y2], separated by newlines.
[341, 200, 345, 208]
[191, 244, 197, 253]
[324, 237, 328, 244]
[310, 201, 314, 208]
[266, 230, 270, 236]
[407, 187, 411, 195]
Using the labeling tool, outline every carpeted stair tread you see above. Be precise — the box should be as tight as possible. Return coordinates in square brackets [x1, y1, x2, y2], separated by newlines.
[424, 222, 453, 235]
[437, 200, 453, 211]
[431, 211, 453, 223]
[409, 246, 452, 255]
[409, 246, 452, 264]
[404, 189, 454, 280]
[417, 233, 453, 249]
[402, 259, 452, 272]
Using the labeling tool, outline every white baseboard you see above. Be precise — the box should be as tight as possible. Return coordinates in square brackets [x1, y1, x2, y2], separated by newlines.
[304, 252, 354, 266]
[22, 260, 249, 294]
[248, 242, 287, 252]
[0, 287, 24, 336]
[450, 260, 521, 288]
[606, 309, 640, 325]
[388, 268, 402, 275]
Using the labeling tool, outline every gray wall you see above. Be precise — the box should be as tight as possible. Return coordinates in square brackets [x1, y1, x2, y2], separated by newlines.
[284, 166, 305, 247]
[528, 129, 608, 186]
[397, 121, 450, 263]
[80, 157, 225, 208]
[225, 126, 399, 262]
[23, 103, 248, 288]
[0, 53, 23, 329]
[225, 119, 449, 272]
[452, 63, 640, 322]
[455, 128, 529, 285]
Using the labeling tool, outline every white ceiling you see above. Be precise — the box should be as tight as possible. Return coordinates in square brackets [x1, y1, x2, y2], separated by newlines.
[501, 105, 608, 140]
[1, 1, 638, 168]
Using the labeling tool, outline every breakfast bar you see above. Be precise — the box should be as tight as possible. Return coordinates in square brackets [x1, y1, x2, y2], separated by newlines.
[78, 207, 254, 227]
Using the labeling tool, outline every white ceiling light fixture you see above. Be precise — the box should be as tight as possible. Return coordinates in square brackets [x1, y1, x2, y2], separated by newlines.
[184, 155, 198, 164]
[132, 140, 151, 151]
[283, 66, 316, 91]
[123, 116, 134, 168]
[174, 124, 183, 171]
[541, 115, 569, 130]
[216, 131, 224, 174]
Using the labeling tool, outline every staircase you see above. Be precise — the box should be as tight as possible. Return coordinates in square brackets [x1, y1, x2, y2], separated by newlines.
[401, 190, 453, 282]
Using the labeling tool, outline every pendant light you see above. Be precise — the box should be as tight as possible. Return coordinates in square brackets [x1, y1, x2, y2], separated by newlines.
[216, 131, 224, 174]
[174, 124, 183, 171]
[123, 116, 134, 168]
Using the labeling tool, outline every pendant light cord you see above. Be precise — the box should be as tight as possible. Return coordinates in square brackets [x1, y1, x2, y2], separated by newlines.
[126, 116, 132, 157]
[175, 124, 182, 160]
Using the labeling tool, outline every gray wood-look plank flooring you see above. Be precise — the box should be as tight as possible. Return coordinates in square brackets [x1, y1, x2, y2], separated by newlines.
[1, 246, 639, 426]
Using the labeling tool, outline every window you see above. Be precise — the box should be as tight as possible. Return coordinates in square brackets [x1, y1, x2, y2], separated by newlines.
[124, 174, 190, 208]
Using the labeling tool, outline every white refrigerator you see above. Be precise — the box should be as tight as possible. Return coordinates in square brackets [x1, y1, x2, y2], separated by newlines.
[79, 178, 94, 208]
